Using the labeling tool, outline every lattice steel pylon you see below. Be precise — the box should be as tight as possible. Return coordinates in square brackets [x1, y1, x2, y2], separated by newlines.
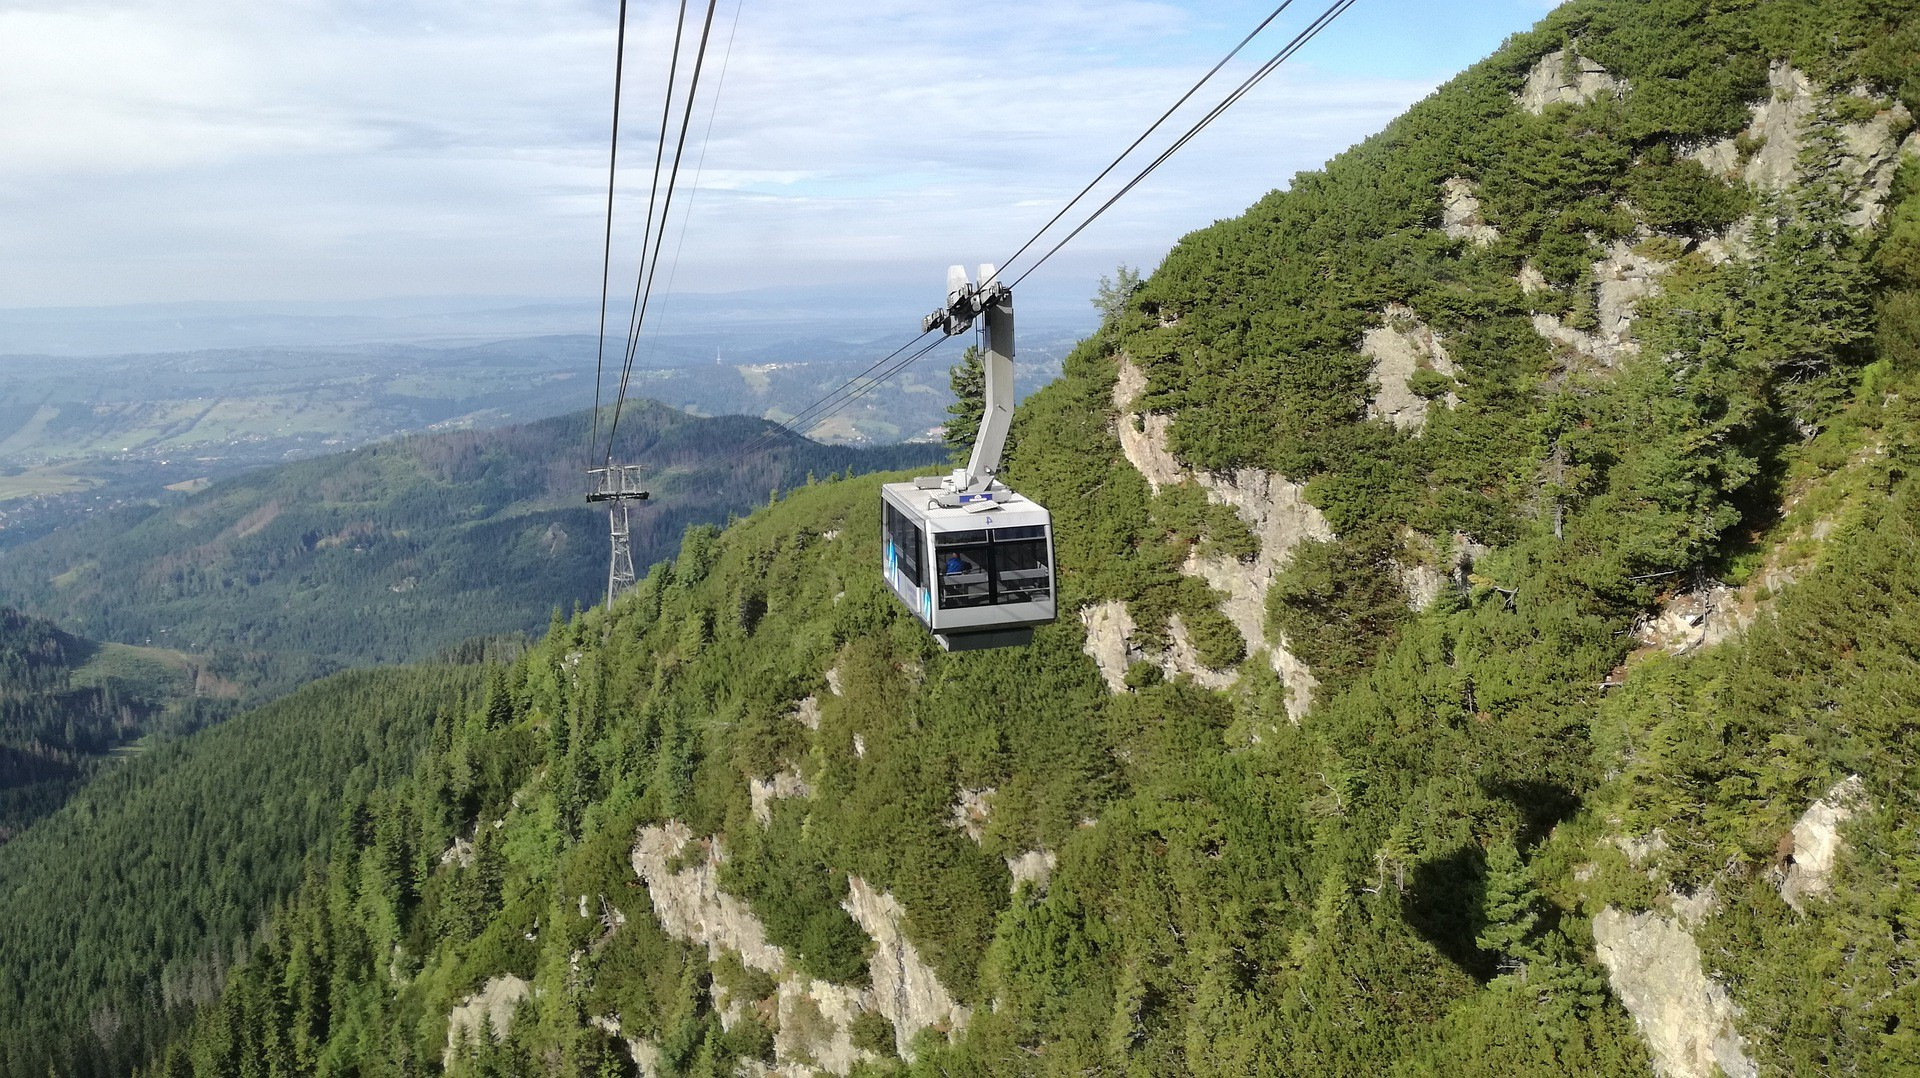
[586, 465, 650, 607]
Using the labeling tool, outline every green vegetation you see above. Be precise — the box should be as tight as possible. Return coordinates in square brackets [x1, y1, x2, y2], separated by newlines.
[0, 606, 224, 840]
[0, 404, 939, 694]
[941, 345, 984, 463]
[0, 664, 481, 1078]
[3, 1, 1919, 1075]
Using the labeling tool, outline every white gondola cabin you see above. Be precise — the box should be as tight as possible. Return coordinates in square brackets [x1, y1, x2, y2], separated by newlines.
[881, 482, 1055, 650]
[880, 264, 1055, 650]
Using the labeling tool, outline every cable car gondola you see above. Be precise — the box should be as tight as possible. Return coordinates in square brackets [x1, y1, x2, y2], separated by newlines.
[881, 266, 1055, 650]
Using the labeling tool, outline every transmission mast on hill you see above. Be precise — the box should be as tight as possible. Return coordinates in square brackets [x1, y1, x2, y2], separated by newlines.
[587, 464, 650, 607]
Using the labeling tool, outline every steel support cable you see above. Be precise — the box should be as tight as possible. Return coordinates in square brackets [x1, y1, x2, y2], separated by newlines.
[1009, 0, 1359, 289]
[630, 0, 745, 380]
[820, 333, 955, 422]
[589, 0, 631, 470]
[688, 1, 1351, 487]
[692, 1, 1358, 488]
[728, 330, 934, 453]
[623, 5, 1302, 489]
[621, 1, 1355, 492]
[661, 328, 938, 492]
[994, 0, 1300, 277]
[605, 0, 724, 466]
[663, 332, 956, 496]
[599, 0, 692, 466]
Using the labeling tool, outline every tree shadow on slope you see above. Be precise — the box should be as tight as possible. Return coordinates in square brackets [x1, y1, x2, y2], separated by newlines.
[1403, 780, 1579, 982]
[1403, 844, 1496, 982]
[1481, 777, 1582, 849]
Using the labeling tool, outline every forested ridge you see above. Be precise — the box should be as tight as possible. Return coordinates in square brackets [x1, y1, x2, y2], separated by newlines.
[5, 0, 1920, 1074]
[0, 663, 484, 1076]
[0, 402, 941, 694]
[0, 606, 224, 841]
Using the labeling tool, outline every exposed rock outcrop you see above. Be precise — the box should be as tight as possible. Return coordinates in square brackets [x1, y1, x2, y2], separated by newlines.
[439, 833, 474, 869]
[444, 975, 533, 1067]
[1531, 241, 1672, 368]
[843, 877, 970, 1060]
[1082, 599, 1250, 694]
[1108, 356, 1332, 717]
[751, 769, 813, 826]
[1517, 47, 1627, 114]
[1006, 849, 1057, 893]
[1080, 600, 1136, 693]
[629, 824, 971, 1074]
[627, 1038, 663, 1077]
[1593, 241, 1671, 358]
[1689, 62, 1920, 230]
[1112, 359, 1185, 493]
[775, 977, 865, 1074]
[588, 1017, 661, 1078]
[1633, 584, 1744, 655]
[1163, 614, 1238, 690]
[1593, 907, 1756, 1078]
[1613, 829, 1670, 871]
[1778, 775, 1869, 912]
[631, 822, 786, 973]
[1363, 304, 1458, 431]
[1390, 531, 1486, 611]
[1739, 61, 1815, 192]
[789, 695, 822, 730]
[1396, 561, 1449, 612]
[1838, 103, 1919, 230]
[1440, 176, 1499, 247]
[949, 787, 995, 843]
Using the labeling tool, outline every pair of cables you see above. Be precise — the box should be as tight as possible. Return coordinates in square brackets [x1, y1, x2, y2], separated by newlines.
[589, 0, 730, 471]
[632, 0, 1363, 493]
[1000, 0, 1361, 288]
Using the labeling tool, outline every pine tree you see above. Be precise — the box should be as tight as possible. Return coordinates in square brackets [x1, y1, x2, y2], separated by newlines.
[1475, 839, 1542, 970]
[942, 345, 984, 464]
[483, 667, 515, 730]
[1092, 263, 1141, 323]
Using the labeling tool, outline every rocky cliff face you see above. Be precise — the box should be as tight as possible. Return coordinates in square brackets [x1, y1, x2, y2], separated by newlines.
[842, 878, 971, 1060]
[1528, 240, 1673, 369]
[1440, 177, 1500, 247]
[444, 975, 533, 1068]
[1363, 303, 1458, 431]
[1106, 355, 1331, 718]
[631, 822, 787, 974]
[623, 822, 969, 1075]
[1517, 47, 1627, 114]
[1777, 776, 1869, 913]
[1593, 906, 1755, 1078]
[1689, 61, 1919, 228]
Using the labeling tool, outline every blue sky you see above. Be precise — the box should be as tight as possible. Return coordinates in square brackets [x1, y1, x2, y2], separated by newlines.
[0, 0, 1558, 310]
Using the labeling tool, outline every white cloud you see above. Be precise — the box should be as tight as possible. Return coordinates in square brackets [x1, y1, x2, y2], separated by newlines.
[0, 0, 1544, 308]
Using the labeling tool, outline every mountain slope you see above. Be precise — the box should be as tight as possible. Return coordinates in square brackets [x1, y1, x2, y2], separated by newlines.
[0, 606, 226, 841]
[0, 402, 942, 691]
[9, 0, 1920, 1074]
[0, 663, 483, 1077]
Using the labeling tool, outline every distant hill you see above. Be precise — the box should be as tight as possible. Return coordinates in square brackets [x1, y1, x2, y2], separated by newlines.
[0, 606, 225, 841]
[0, 402, 943, 691]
